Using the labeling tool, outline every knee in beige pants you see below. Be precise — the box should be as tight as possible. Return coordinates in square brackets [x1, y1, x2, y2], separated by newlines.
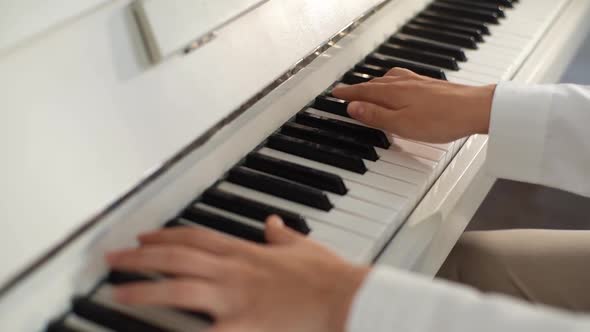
[437, 229, 590, 312]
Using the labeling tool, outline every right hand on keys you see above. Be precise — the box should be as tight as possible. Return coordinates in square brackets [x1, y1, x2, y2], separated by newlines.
[106, 216, 370, 332]
[332, 68, 496, 143]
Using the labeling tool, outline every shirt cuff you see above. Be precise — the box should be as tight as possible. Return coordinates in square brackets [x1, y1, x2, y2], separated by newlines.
[486, 81, 555, 184]
[346, 267, 437, 332]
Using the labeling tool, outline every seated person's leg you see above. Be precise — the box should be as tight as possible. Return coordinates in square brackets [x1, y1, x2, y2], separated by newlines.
[437, 229, 590, 312]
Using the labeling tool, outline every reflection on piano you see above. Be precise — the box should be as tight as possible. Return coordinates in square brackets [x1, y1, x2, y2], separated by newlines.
[1, 0, 589, 330]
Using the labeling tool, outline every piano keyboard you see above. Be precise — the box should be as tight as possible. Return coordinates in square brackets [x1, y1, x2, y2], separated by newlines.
[44, 0, 571, 330]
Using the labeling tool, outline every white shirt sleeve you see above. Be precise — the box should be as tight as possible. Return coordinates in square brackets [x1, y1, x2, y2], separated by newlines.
[487, 82, 590, 197]
[347, 267, 590, 332]
[346, 83, 590, 332]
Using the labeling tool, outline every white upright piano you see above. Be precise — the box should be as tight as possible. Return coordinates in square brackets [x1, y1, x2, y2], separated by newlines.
[1, 0, 589, 330]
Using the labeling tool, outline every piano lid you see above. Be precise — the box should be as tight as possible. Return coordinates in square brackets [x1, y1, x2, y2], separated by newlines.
[0, 0, 388, 288]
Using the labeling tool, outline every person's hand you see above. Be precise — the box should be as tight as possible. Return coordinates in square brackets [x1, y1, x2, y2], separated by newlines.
[332, 68, 496, 143]
[106, 216, 371, 332]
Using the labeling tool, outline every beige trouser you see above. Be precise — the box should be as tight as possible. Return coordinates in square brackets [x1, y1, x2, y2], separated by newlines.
[437, 229, 590, 312]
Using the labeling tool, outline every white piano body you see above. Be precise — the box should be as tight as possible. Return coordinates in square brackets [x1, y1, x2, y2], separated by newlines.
[1, 0, 589, 330]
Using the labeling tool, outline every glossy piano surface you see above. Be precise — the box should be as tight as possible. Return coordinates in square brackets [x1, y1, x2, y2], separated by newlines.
[0, 0, 108, 54]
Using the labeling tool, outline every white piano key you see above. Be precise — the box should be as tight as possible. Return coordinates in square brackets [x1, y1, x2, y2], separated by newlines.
[445, 74, 487, 85]
[448, 69, 500, 85]
[328, 194, 398, 224]
[481, 31, 526, 48]
[304, 218, 375, 262]
[459, 61, 506, 78]
[479, 38, 523, 53]
[345, 181, 407, 210]
[376, 147, 437, 173]
[504, 9, 547, 23]
[390, 139, 445, 162]
[93, 287, 210, 332]
[489, 29, 531, 44]
[464, 48, 516, 65]
[451, 138, 466, 157]
[365, 160, 427, 189]
[464, 55, 509, 71]
[415, 141, 453, 152]
[217, 182, 388, 238]
[492, 24, 537, 38]
[259, 147, 418, 197]
[445, 75, 483, 86]
[512, 1, 564, 21]
[493, 16, 538, 31]
[461, 60, 513, 79]
[484, 37, 526, 51]
[474, 43, 522, 57]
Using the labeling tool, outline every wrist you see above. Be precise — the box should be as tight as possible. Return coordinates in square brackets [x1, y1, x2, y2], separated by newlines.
[469, 84, 496, 135]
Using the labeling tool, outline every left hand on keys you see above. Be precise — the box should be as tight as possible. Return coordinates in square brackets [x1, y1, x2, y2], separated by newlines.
[106, 216, 370, 332]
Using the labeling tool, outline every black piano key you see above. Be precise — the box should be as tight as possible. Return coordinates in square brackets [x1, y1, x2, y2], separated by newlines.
[418, 11, 490, 35]
[165, 219, 185, 228]
[389, 35, 467, 61]
[436, 0, 506, 17]
[428, 2, 501, 24]
[107, 271, 154, 285]
[341, 71, 374, 85]
[244, 151, 349, 194]
[166, 216, 266, 251]
[471, 0, 515, 8]
[201, 187, 311, 234]
[410, 18, 484, 42]
[72, 297, 168, 332]
[266, 134, 368, 174]
[227, 166, 334, 211]
[378, 43, 459, 70]
[181, 206, 268, 243]
[365, 53, 447, 80]
[294, 112, 391, 149]
[313, 95, 351, 117]
[46, 320, 78, 332]
[354, 63, 388, 77]
[401, 24, 478, 49]
[280, 122, 379, 161]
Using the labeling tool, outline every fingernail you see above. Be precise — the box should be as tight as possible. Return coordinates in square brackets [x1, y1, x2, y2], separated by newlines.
[269, 215, 284, 228]
[348, 102, 365, 118]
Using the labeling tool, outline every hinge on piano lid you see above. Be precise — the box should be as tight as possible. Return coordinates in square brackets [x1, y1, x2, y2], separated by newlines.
[132, 0, 270, 63]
